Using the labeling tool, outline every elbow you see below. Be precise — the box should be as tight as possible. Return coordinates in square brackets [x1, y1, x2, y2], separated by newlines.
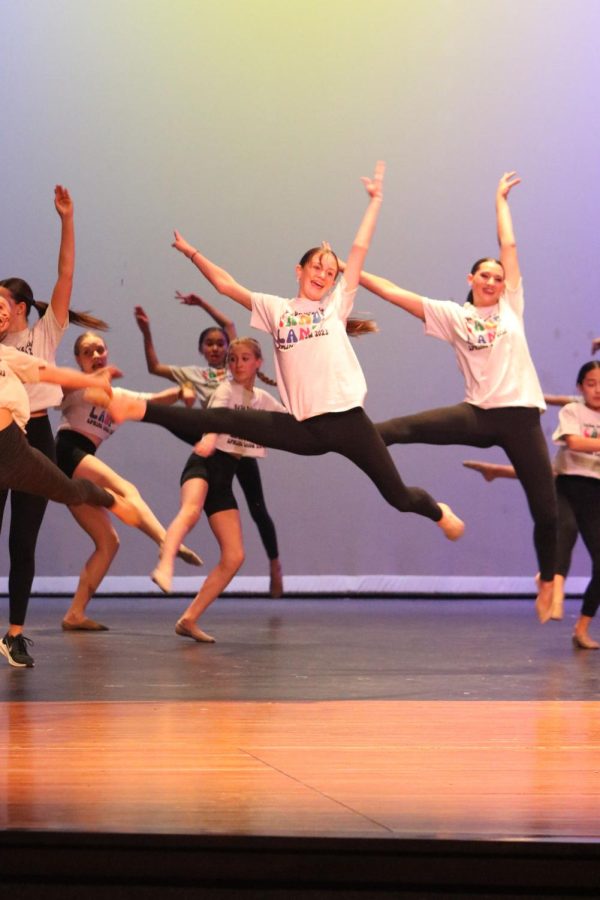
[214, 276, 234, 297]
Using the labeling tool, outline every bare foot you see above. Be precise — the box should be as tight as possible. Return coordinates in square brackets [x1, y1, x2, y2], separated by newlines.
[437, 503, 465, 541]
[175, 619, 215, 643]
[176, 544, 204, 567]
[106, 490, 142, 527]
[463, 460, 499, 482]
[151, 567, 173, 595]
[83, 386, 112, 408]
[269, 559, 283, 598]
[62, 617, 109, 632]
[535, 579, 554, 624]
[107, 388, 146, 424]
[572, 632, 600, 650]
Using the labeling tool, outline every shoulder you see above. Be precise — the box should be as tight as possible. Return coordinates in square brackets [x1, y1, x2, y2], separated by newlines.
[424, 296, 465, 318]
[251, 292, 288, 308]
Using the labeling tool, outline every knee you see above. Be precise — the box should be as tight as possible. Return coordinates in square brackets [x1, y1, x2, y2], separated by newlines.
[223, 547, 245, 575]
[121, 481, 141, 502]
[108, 530, 120, 557]
[247, 501, 267, 522]
[97, 528, 120, 559]
[377, 419, 407, 445]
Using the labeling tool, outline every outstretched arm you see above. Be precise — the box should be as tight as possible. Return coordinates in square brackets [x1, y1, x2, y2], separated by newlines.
[544, 393, 576, 407]
[148, 384, 196, 407]
[175, 291, 237, 342]
[496, 171, 521, 289]
[172, 231, 252, 310]
[49, 185, 75, 327]
[39, 363, 118, 393]
[343, 162, 385, 292]
[357, 269, 425, 320]
[133, 306, 177, 382]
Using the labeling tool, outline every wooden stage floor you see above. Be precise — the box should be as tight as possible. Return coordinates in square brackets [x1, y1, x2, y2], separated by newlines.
[1, 597, 600, 896]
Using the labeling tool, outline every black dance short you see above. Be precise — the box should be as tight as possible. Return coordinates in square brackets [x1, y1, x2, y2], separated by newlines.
[179, 449, 239, 517]
[55, 429, 97, 478]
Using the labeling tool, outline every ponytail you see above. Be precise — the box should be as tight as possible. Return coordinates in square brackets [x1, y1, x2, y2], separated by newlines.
[32, 300, 109, 330]
[0, 278, 108, 330]
[346, 317, 378, 337]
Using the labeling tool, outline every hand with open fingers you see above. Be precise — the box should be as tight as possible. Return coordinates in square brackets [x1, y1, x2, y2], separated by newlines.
[54, 185, 73, 219]
[175, 290, 205, 307]
[361, 161, 385, 201]
[133, 305, 151, 332]
[497, 171, 522, 198]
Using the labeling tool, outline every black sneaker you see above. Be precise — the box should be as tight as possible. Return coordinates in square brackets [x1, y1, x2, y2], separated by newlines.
[0, 632, 35, 668]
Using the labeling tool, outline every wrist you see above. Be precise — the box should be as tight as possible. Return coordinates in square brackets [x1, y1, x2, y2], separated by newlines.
[189, 249, 199, 262]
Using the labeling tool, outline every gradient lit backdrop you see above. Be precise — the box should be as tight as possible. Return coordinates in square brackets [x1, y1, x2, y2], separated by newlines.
[1, 0, 599, 586]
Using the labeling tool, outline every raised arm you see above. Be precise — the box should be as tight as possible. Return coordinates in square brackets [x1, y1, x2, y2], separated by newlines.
[172, 231, 252, 310]
[343, 162, 385, 292]
[175, 291, 237, 342]
[496, 171, 521, 289]
[48, 185, 75, 327]
[133, 306, 177, 383]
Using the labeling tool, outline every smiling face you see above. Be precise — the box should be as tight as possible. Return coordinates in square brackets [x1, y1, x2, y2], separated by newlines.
[0, 293, 11, 336]
[0, 284, 23, 331]
[296, 250, 339, 302]
[74, 333, 108, 373]
[227, 340, 262, 390]
[578, 365, 600, 412]
[199, 329, 229, 368]
[467, 259, 505, 307]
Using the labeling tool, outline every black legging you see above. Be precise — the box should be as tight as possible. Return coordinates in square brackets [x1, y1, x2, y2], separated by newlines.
[236, 457, 279, 561]
[0, 420, 114, 627]
[141, 403, 443, 522]
[555, 475, 600, 619]
[555, 484, 579, 579]
[375, 403, 557, 580]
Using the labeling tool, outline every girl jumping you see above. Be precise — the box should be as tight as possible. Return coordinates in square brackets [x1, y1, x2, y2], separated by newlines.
[103, 163, 464, 543]
[355, 172, 557, 622]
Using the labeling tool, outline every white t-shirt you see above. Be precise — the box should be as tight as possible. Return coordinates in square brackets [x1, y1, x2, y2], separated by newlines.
[58, 387, 153, 447]
[553, 401, 600, 479]
[0, 305, 68, 411]
[423, 280, 545, 410]
[167, 364, 227, 407]
[208, 380, 286, 458]
[0, 345, 44, 431]
[250, 277, 366, 421]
